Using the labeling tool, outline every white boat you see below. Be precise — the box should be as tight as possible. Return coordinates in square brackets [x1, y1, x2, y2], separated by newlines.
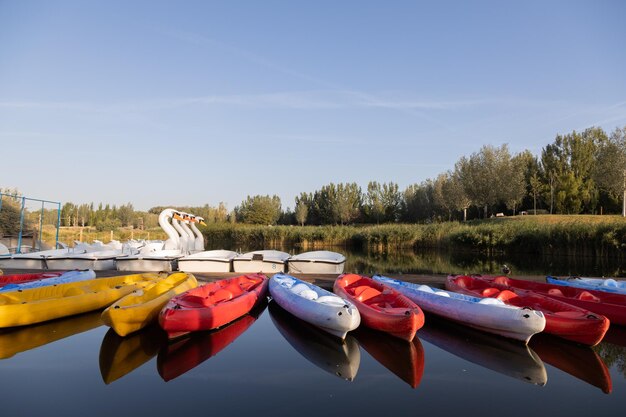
[287, 250, 346, 274]
[43, 250, 125, 271]
[0, 243, 93, 270]
[177, 250, 239, 273]
[232, 250, 290, 273]
[269, 273, 360, 339]
[373, 274, 546, 343]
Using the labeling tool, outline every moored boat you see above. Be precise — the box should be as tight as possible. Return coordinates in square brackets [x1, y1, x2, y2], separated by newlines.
[373, 274, 545, 343]
[287, 251, 346, 274]
[158, 273, 268, 338]
[232, 250, 290, 273]
[101, 272, 198, 337]
[333, 274, 424, 342]
[446, 275, 610, 346]
[547, 276, 626, 295]
[269, 273, 360, 339]
[481, 275, 626, 326]
[0, 273, 164, 328]
[177, 250, 239, 273]
[0, 269, 96, 293]
[0, 271, 65, 288]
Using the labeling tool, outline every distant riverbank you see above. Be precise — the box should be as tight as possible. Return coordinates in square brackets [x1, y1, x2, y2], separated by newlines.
[40, 215, 625, 258]
[200, 215, 626, 258]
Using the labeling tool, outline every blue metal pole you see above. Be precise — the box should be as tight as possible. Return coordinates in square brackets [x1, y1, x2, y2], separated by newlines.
[16, 196, 26, 254]
[55, 202, 61, 248]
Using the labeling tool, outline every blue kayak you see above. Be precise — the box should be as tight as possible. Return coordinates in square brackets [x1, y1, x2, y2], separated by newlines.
[546, 276, 626, 295]
[0, 269, 97, 293]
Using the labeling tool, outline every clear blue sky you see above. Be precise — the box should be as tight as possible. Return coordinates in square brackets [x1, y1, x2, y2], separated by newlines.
[2, 0, 625, 212]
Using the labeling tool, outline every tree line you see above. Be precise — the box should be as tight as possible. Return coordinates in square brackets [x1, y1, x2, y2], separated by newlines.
[2, 125, 625, 233]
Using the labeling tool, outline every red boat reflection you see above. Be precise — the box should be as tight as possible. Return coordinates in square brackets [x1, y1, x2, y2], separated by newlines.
[353, 327, 424, 388]
[530, 333, 612, 394]
[157, 301, 266, 382]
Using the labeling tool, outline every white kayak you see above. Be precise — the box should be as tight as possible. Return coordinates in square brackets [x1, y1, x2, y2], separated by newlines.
[269, 273, 361, 340]
[373, 274, 546, 343]
[0, 269, 97, 293]
[546, 276, 626, 295]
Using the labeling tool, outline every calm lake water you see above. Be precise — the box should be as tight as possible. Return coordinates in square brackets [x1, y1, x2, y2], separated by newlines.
[1, 250, 625, 416]
[1, 296, 626, 416]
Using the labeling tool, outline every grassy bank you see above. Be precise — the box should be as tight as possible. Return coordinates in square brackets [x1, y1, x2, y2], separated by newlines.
[34, 215, 626, 258]
[200, 215, 626, 257]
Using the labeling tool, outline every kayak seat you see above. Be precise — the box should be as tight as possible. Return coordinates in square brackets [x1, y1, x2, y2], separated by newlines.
[493, 276, 509, 285]
[291, 283, 318, 300]
[478, 297, 505, 305]
[317, 295, 346, 306]
[548, 288, 564, 297]
[578, 291, 600, 302]
[495, 290, 517, 301]
[211, 289, 234, 303]
[355, 287, 382, 302]
[482, 288, 500, 297]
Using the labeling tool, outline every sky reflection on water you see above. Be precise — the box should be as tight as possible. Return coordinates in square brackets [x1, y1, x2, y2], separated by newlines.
[1, 301, 626, 416]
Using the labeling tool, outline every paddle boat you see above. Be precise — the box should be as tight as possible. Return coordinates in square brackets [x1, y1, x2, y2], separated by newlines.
[101, 272, 198, 337]
[158, 273, 268, 338]
[446, 275, 610, 346]
[270, 273, 360, 339]
[269, 302, 361, 381]
[287, 251, 346, 274]
[116, 209, 186, 272]
[547, 276, 626, 295]
[373, 275, 546, 343]
[333, 274, 424, 342]
[232, 250, 290, 273]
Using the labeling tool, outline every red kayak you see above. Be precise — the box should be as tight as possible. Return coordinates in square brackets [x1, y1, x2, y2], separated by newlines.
[446, 275, 610, 346]
[0, 271, 64, 288]
[333, 274, 424, 342]
[480, 275, 626, 326]
[158, 274, 268, 338]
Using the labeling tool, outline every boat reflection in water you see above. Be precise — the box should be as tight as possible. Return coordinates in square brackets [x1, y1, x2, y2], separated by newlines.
[99, 325, 167, 384]
[0, 311, 103, 360]
[530, 333, 612, 394]
[157, 301, 267, 382]
[353, 327, 424, 388]
[418, 317, 548, 386]
[268, 301, 360, 381]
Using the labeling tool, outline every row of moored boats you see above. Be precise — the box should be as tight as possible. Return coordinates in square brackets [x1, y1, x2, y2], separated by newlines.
[0, 268, 624, 348]
[0, 209, 346, 274]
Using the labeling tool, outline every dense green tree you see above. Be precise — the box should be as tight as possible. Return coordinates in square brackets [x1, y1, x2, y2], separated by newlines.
[235, 195, 282, 225]
[595, 126, 626, 216]
[400, 181, 435, 222]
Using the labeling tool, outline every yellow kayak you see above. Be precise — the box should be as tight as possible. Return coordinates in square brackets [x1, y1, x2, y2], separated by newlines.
[101, 272, 198, 337]
[0, 273, 164, 328]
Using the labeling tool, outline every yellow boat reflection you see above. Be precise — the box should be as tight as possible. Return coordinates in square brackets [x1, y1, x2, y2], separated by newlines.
[99, 325, 167, 384]
[0, 311, 103, 360]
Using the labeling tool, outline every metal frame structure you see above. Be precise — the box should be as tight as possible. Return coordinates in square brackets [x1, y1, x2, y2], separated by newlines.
[0, 192, 61, 253]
